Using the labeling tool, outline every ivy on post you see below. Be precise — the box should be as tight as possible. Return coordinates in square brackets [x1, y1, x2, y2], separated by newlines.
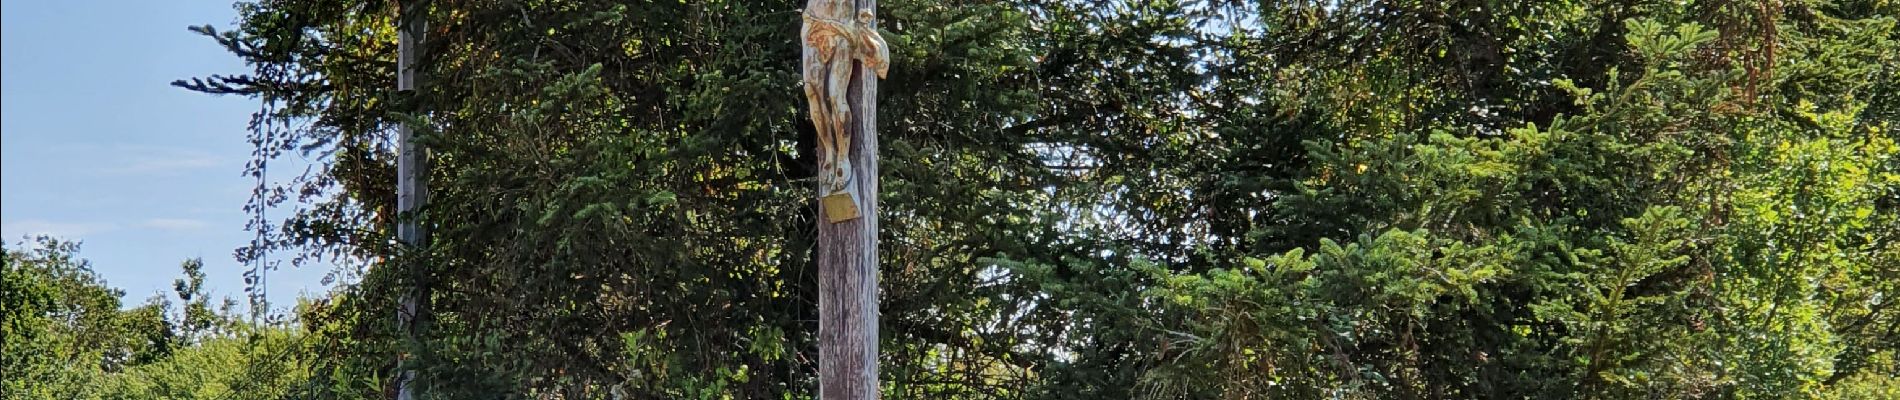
[802, 0, 889, 397]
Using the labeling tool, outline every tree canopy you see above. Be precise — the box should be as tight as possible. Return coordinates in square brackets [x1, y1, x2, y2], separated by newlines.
[2, 237, 309, 399]
[11, 0, 1893, 399]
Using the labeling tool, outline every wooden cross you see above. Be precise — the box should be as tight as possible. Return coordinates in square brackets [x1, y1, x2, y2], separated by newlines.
[803, 0, 886, 397]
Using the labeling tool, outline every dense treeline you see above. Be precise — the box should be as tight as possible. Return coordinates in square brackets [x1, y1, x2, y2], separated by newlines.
[7, 0, 1898, 398]
[2, 237, 309, 398]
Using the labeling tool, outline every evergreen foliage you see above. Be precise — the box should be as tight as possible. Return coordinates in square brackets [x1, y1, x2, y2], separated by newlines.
[8, 0, 1894, 399]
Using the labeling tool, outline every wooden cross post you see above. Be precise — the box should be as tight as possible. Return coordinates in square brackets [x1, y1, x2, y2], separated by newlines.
[395, 1, 428, 399]
[802, 0, 887, 398]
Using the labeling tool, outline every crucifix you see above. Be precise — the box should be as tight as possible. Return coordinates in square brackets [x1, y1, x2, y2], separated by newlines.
[805, 0, 888, 223]
[802, 0, 888, 398]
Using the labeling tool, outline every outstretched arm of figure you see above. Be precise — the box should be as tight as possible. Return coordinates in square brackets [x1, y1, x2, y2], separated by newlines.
[851, 10, 890, 78]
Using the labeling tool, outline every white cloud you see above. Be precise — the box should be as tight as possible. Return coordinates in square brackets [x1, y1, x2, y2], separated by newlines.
[139, 218, 210, 231]
[1, 219, 117, 239]
[107, 156, 220, 174]
[17, 143, 233, 176]
[98, 150, 223, 175]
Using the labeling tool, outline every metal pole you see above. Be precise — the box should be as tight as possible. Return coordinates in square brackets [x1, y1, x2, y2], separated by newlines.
[395, 1, 428, 399]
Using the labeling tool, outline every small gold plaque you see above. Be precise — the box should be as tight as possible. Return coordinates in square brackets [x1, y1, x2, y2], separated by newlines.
[821, 190, 861, 223]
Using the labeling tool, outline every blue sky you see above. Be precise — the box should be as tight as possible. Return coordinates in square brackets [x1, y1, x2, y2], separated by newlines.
[3, 1, 327, 312]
